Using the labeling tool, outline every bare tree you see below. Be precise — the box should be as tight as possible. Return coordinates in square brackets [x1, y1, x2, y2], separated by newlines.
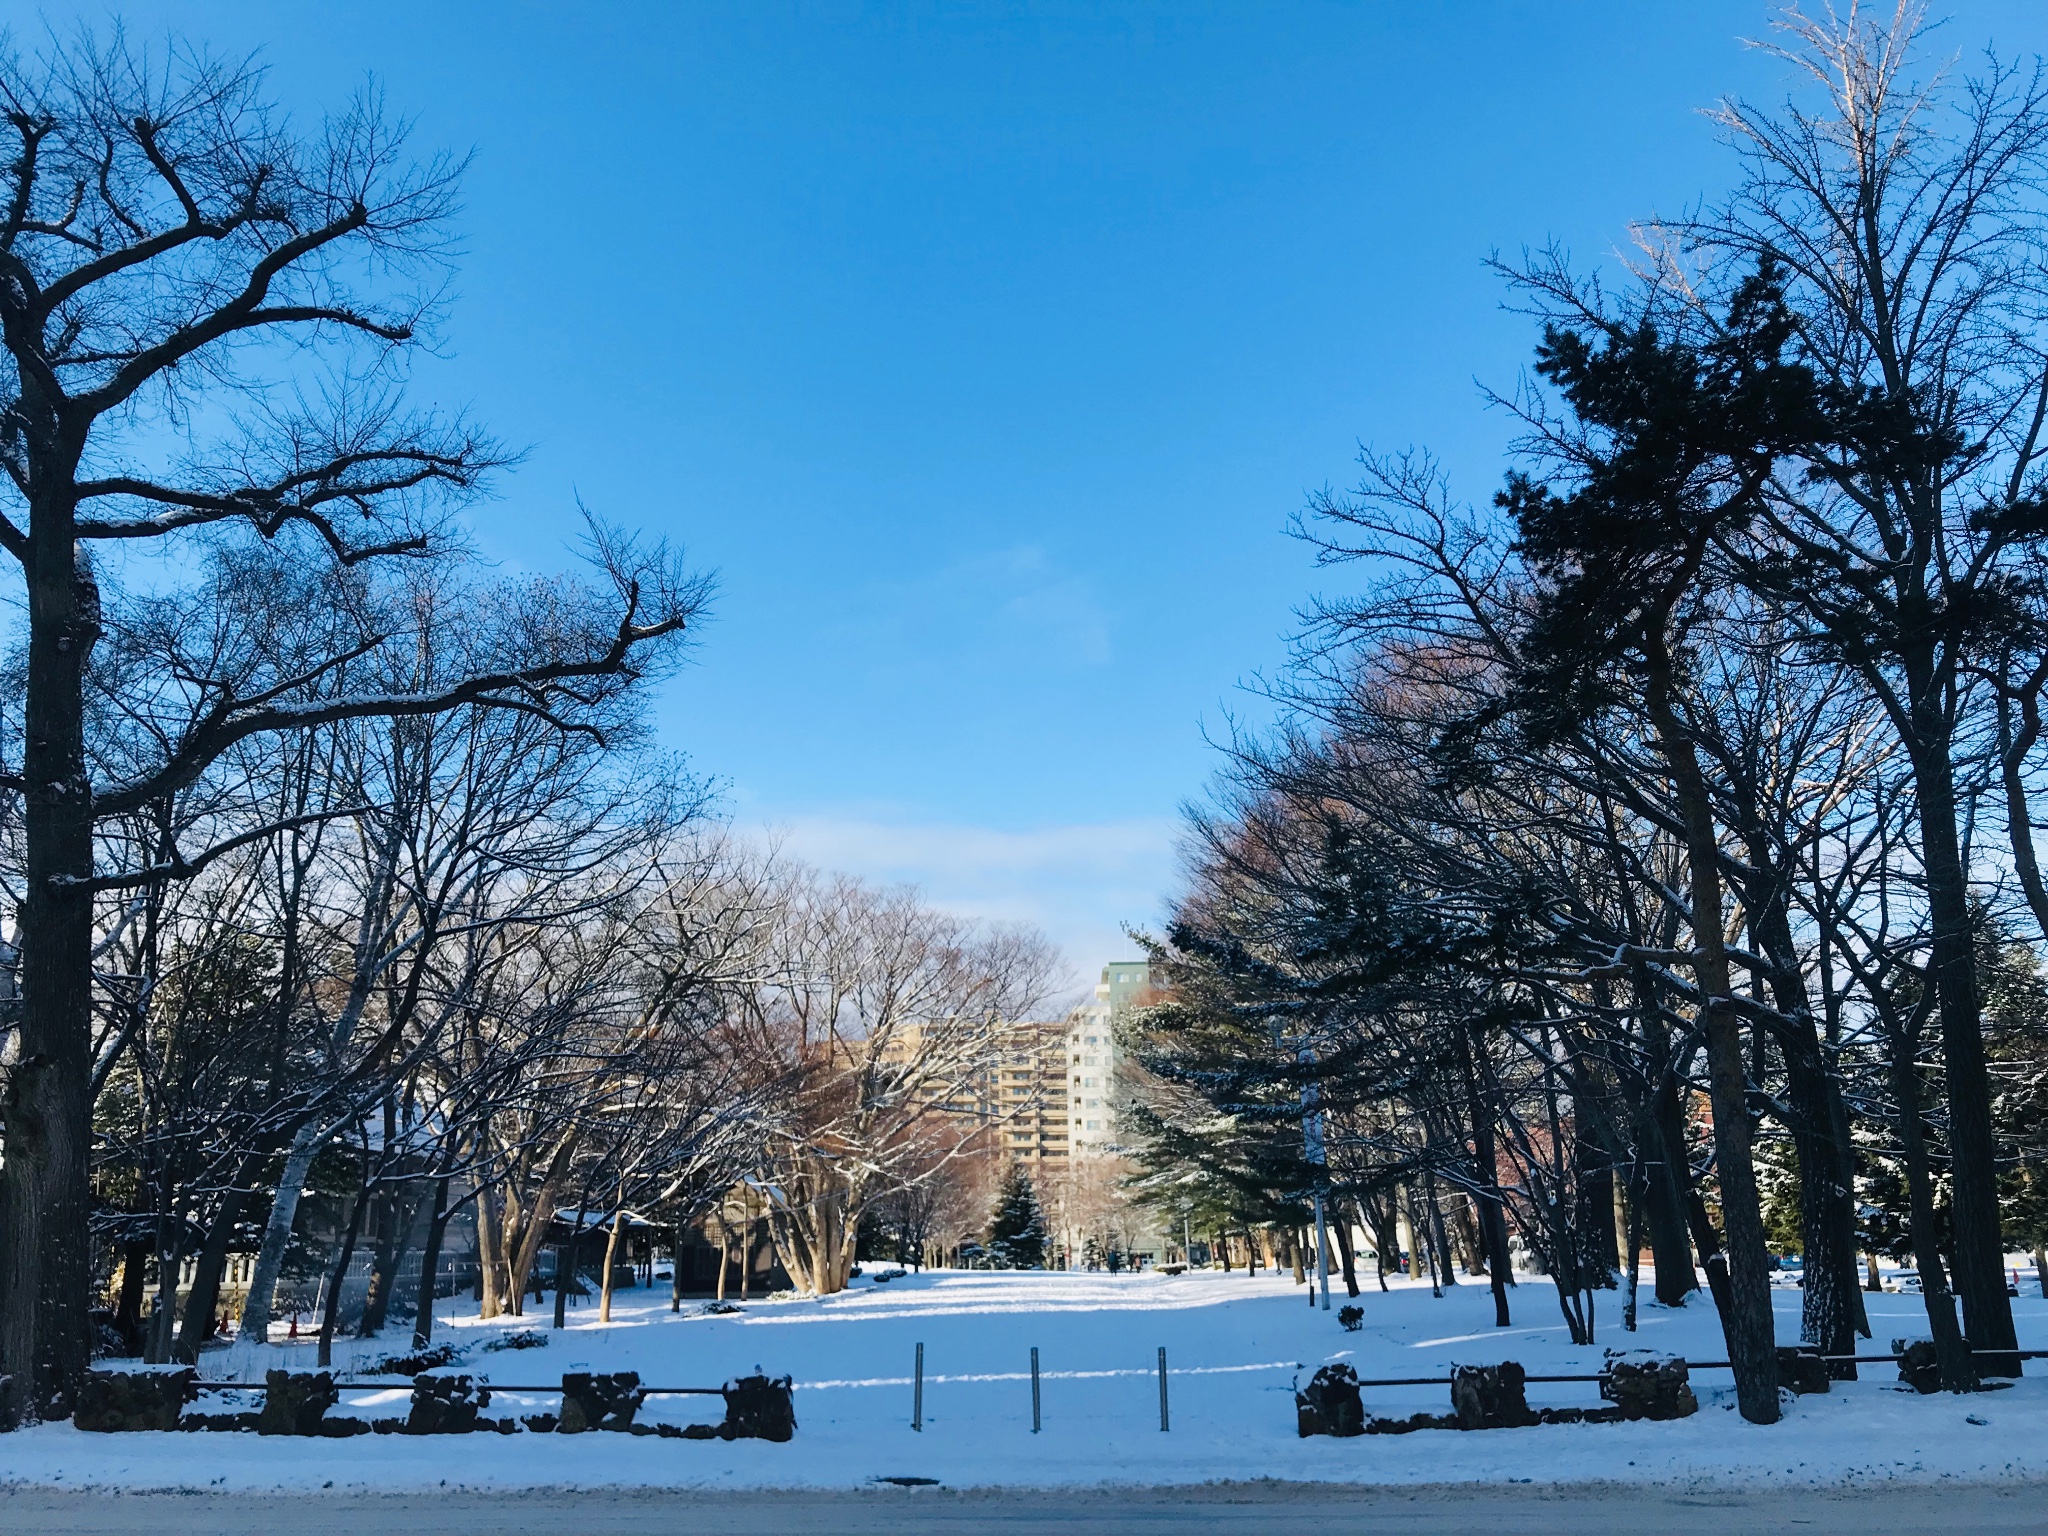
[1679, 0, 2048, 1368]
[0, 35, 700, 1421]
[740, 872, 1058, 1295]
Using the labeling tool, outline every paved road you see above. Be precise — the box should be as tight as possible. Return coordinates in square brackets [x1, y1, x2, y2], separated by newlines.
[5, 1481, 2046, 1535]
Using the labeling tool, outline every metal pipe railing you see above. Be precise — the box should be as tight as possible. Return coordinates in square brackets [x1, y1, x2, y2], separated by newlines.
[1339, 1346, 2045, 1389]
[186, 1379, 726, 1396]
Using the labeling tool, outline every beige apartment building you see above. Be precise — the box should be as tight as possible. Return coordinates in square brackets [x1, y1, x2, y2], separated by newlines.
[872, 1017, 1068, 1171]
[990, 1024, 1069, 1174]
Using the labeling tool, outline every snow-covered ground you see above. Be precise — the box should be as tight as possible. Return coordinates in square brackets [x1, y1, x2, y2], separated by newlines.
[5, 1266, 2048, 1492]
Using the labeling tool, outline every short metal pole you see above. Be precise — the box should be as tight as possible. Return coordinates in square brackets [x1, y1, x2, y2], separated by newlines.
[913, 1341, 923, 1431]
[1158, 1347, 1169, 1431]
[1030, 1346, 1041, 1432]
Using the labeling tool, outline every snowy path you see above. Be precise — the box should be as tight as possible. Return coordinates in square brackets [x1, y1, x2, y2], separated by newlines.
[4, 1268, 2048, 1493]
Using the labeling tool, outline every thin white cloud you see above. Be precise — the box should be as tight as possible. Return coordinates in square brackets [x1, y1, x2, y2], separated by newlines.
[755, 812, 1179, 996]
[832, 543, 1116, 675]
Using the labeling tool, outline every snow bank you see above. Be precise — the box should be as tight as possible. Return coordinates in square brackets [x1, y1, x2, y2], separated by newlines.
[3, 1268, 2045, 1492]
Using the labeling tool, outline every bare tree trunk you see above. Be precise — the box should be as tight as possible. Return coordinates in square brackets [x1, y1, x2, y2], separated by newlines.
[318, 1156, 371, 1370]
[600, 1206, 626, 1323]
[0, 505, 102, 1424]
[553, 1213, 586, 1330]
[1355, 1201, 1390, 1292]
[175, 1168, 257, 1361]
[1613, 1178, 1629, 1282]
[1912, 735, 2019, 1372]
[1890, 1034, 1978, 1392]
[1451, 1195, 1484, 1277]
[1623, 1173, 1643, 1332]
[741, 1197, 755, 1300]
[1333, 1215, 1359, 1297]
[1745, 841, 1867, 1374]
[411, 1177, 452, 1348]
[1424, 1173, 1456, 1288]
[1394, 1189, 1416, 1283]
[1638, 1035, 1700, 1306]
[1649, 1070, 1717, 1311]
[475, 1188, 507, 1321]
[239, 1125, 323, 1346]
[1452, 1020, 1514, 1325]
[358, 1178, 413, 1338]
[112, 1240, 149, 1356]
[1643, 644, 1778, 1423]
[672, 1220, 686, 1313]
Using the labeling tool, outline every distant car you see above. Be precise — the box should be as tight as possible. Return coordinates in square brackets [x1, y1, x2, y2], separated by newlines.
[1884, 1273, 1923, 1294]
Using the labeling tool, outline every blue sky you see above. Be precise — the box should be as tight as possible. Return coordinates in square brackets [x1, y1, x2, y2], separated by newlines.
[79, 1, 2042, 983]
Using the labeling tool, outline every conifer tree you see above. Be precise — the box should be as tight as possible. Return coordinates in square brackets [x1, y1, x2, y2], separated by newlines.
[986, 1164, 1047, 1269]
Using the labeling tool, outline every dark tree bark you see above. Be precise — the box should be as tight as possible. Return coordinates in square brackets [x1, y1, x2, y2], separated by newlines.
[1910, 738, 2019, 1371]
[0, 490, 101, 1421]
[361, 1174, 431, 1338]
[1333, 1214, 1360, 1296]
[1646, 1065, 1711, 1308]
[1577, 1133, 1620, 1282]
[553, 1213, 588, 1330]
[173, 1169, 258, 1362]
[671, 1220, 686, 1312]
[1451, 1019, 1513, 1326]
[1642, 634, 1779, 1423]
[1640, 1125, 1698, 1306]
[1424, 1173, 1458, 1288]
[412, 1177, 453, 1348]
[111, 1239, 148, 1356]
[1736, 834, 1868, 1374]
[318, 1154, 372, 1370]
[1889, 1031, 1978, 1392]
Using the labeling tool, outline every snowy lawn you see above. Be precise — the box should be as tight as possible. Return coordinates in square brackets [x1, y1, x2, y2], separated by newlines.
[5, 1267, 2048, 1492]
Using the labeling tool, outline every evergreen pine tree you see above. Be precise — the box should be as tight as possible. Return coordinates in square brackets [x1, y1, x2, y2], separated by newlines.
[986, 1164, 1047, 1269]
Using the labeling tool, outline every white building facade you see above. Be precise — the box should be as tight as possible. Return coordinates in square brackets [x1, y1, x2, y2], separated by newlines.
[1063, 960, 1169, 1266]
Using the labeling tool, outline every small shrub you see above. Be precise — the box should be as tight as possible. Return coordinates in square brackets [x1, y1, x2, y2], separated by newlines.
[482, 1329, 549, 1353]
[703, 1300, 742, 1315]
[368, 1341, 465, 1377]
[1337, 1305, 1363, 1332]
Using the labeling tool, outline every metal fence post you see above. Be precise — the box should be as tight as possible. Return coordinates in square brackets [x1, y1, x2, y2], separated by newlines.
[913, 1341, 923, 1431]
[1158, 1347, 1169, 1431]
[1030, 1346, 1041, 1432]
